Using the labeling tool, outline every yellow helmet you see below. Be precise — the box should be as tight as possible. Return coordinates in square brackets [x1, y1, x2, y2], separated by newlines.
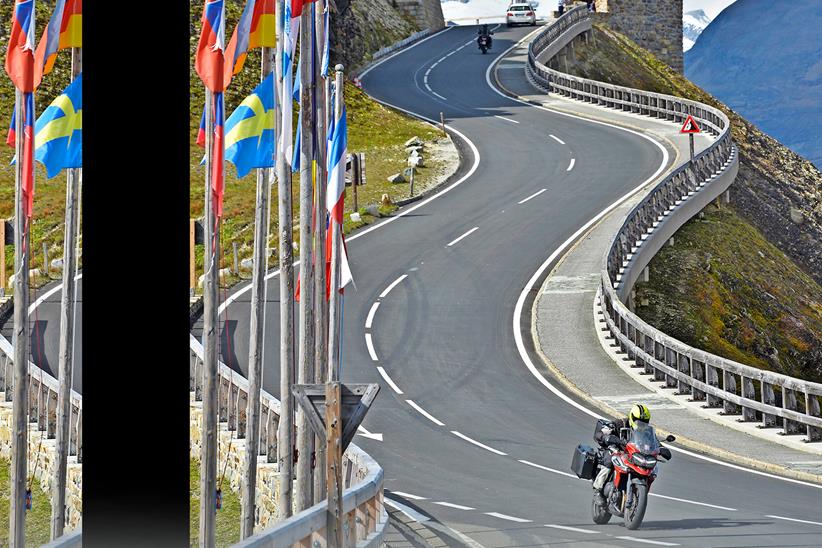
[628, 404, 651, 429]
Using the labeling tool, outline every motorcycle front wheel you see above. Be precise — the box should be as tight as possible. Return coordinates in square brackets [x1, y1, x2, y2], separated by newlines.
[591, 496, 611, 524]
[623, 483, 648, 530]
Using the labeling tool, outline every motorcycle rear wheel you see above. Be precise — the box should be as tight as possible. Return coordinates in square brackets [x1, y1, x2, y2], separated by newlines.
[623, 483, 648, 530]
[591, 496, 611, 524]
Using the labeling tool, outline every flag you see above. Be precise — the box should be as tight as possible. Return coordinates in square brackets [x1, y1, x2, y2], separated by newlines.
[223, 0, 254, 86]
[6, 111, 16, 147]
[34, 73, 82, 178]
[196, 108, 206, 147]
[292, 110, 301, 172]
[321, 6, 330, 78]
[34, 0, 82, 86]
[195, 0, 226, 92]
[326, 107, 353, 292]
[224, 0, 276, 83]
[280, 0, 299, 165]
[10, 93, 37, 218]
[5, 0, 37, 93]
[212, 93, 225, 218]
[224, 71, 276, 178]
[248, 0, 276, 49]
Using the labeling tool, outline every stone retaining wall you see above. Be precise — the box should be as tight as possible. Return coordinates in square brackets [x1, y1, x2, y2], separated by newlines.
[393, 0, 445, 32]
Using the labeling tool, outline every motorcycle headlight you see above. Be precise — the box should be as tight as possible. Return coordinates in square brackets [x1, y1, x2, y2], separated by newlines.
[631, 454, 657, 468]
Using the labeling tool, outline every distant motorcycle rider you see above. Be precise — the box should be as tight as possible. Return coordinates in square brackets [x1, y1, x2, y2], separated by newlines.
[591, 404, 671, 505]
[477, 24, 493, 49]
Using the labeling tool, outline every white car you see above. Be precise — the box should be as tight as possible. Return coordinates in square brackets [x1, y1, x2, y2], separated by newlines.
[506, 3, 537, 26]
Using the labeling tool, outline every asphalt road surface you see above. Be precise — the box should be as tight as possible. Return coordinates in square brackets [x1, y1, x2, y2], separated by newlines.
[198, 25, 822, 547]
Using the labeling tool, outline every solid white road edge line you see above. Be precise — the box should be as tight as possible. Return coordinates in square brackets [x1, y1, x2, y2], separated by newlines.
[765, 515, 822, 526]
[365, 333, 379, 361]
[616, 536, 678, 546]
[432, 501, 475, 510]
[356, 425, 383, 442]
[451, 431, 507, 455]
[494, 115, 519, 124]
[566, 157, 575, 171]
[384, 498, 430, 523]
[518, 459, 579, 479]
[447, 226, 479, 247]
[29, 272, 83, 314]
[649, 493, 737, 511]
[549, 134, 566, 145]
[544, 524, 598, 534]
[406, 400, 446, 426]
[484, 512, 531, 523]
[518, 188, 547, 204]
[432, 91, 448, 101]
[390, 491, 427, 500]
[377, 366, 403, 394]
[365, 301, 380, 329]
[379, 274, 408, 298]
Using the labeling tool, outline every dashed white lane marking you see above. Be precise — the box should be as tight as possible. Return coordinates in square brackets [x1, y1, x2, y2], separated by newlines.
[549, 134, 566, 145]
[484, 512, 531, 523]
[432, 91, 448, 101]
[432, 501, 476, 510]
[766, 515, 822, 526]
[391, 491, 427, 500]
[377, 366, 403, 394]
[365, 302, 380, 329]
[518, 188, 547, 204]
[616, 536, 678, 546]
[451, 431, 507, 455]
[385, 498, 430, 523]
[566, 158, 575, 171]
[518, 459, 579, 479]
[447, 226, 479, 247]
[438, 56, 447, 63]
[650, 493, 737, 511]
[494, 115, 519, 124]
[365, 333, 379, 361]
[406, 400, 445, 426]
[379, 274, 407, 298]
[544, 524, 598, 534]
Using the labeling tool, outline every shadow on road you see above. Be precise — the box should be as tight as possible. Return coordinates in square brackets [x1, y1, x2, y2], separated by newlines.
[30, 319, 52, 375]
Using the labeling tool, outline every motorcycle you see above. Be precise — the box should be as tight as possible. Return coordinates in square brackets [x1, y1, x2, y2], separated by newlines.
[477, 34, 492, 54]
[572, 421, 674, 530]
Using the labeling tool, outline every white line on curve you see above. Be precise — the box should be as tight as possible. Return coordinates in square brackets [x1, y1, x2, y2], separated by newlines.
[365, 302, 380, 329]
[377, 366, 403, 394]
[650, 493, 737, 511]
[494, 115, 519, 124]
[433, 501, 475, 510]
[766, 515, 822, 526]
[484, 512, 531, 523]
[391, 491, 427, 500]
[616, 536, 678, 546]
[384, 498, 430, 523]
[379, 274, 408, 298]
[406, 400, 445, 426]
[518, 188, 547, 204]
[544, 524, 598, 534]
[432, 91, 448, 101]
[549, 134, 566, 145]
[566, 158, 575, 171]
[451, 431, 507, 455]
[447, 226, 479, 247]
[517, 459, 579, 479]
[365, 333, 379, 361]
[29, 273, 83, 314]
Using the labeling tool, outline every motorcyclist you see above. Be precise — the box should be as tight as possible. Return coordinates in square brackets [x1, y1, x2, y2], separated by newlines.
[591, 404, 672, 505]
[477, 24, 493, 49]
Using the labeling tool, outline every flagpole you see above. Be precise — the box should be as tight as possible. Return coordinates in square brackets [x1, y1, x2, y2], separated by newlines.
[9, 87, 30, 548]
[295, 0, 316, 512]
[327, 65, 344, 384]
[50, 45, 81, 541]
[241, 44, 275, 540]
[312, 0, 328, 505]
[199, 87, 218, 548]
[275, 0, 296, 520]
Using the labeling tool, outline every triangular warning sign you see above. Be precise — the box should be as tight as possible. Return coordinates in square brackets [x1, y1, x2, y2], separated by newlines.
[680, 115, 701, 134]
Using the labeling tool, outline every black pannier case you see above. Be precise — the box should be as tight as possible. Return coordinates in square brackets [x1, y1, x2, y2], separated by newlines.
[571, 444, 598, 479]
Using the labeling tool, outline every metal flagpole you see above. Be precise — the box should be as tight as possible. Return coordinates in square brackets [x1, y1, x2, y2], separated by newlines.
[199, 87, 218, 547]
[295, 1, 316, 512]
[9, 88, 30, 548]
[275, 0, 296, 519]
[241, 44, 275, 539]
[50, 45, 81, 541]
[312, 0, 328, 504]
[327, 66, 344, 383]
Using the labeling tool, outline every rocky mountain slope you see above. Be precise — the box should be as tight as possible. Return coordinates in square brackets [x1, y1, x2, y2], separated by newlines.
[682, 9, 710, 51]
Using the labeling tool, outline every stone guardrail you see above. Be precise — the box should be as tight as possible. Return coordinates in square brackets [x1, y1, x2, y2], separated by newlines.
[527, 7, 822, 443]
[41, 528, 82, 548]
[189, 334, 387, 545]
[372, 29, 432, 62]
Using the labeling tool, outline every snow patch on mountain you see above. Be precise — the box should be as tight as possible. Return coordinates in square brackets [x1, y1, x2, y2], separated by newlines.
[683, 9, 712, 51]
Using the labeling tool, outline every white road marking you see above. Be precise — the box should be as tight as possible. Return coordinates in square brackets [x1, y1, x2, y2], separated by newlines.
[391, 491, 427, 501]
[650, 493, 736, 511]
[549, 134, 566, 145]
[432, 91, 448, 101]
[423, 75, 429, 84]
[518, 459, 579, 479]
[406, 400, 445, 426]
[385, 498, 430, 523]
[356, 425, 383, 442]
[365, 302, 380, 329]
[544, 524, 598, 534]
[494, 115, 519, 124]
[484, 512, 531, 523]
[616, 536, 678, 546]
[29, 273, 83, 314]
[566, 158, 575, 171]
[379, 274, 408, 298]
[431, 61, 438, 68]
[432, 501, 475, 510]
[438, 56, 447, 63]
[518, 188, 547, 204]
[451, 431, 507, 455]
[766, 515, 822, 526]
[447, 226, 479, 247]
[365, 333, 379, 361]
[377, 366, 403, 394]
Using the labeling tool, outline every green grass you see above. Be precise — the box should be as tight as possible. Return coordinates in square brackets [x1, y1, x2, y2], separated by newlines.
[0, 459, 52, 546]
[189, 458, 242, 547]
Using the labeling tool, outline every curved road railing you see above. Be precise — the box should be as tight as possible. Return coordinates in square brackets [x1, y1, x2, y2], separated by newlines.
[527, 7, 822, 443]
[189, 335, 387, 545]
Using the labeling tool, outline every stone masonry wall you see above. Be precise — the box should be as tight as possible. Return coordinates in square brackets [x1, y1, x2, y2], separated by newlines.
[595, 0, 683, 72]
[392, 0, 445, 32]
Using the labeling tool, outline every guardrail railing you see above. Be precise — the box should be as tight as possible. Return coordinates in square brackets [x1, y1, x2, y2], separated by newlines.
[527, 8, 822, 443]
[189, 334, 387, 545]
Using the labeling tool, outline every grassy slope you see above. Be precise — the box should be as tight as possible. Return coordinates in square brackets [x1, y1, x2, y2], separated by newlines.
[0, 459, 52, 546]
[567, 25, 822, 382]
[189, 458, 241, 547]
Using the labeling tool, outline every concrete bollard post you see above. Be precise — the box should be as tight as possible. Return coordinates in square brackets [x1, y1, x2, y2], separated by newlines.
[642, 266, 649, 283]
[723, 190, 730, 204]
[668, 237, 674, 247]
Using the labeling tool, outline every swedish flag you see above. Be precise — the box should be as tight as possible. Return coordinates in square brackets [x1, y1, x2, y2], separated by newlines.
[225, 71, 276, 178]
[35, 73, 82, 178]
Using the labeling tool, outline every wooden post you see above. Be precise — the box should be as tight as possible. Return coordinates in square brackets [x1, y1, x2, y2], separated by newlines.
[409, 168, 415, 198]
[327, 66, 345, 383]
[0, 220, 5, 296]
[352, 153, 359, 213]
[232, 241, 239, 275]
[326, 382, 343, 547]
[440, 111, 446, 134]
[190, 219, 195, 294]
[689, 133, 694, 163]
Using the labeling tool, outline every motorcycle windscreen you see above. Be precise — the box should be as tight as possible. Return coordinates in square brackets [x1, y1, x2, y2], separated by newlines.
[630, 422, 660, 454]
